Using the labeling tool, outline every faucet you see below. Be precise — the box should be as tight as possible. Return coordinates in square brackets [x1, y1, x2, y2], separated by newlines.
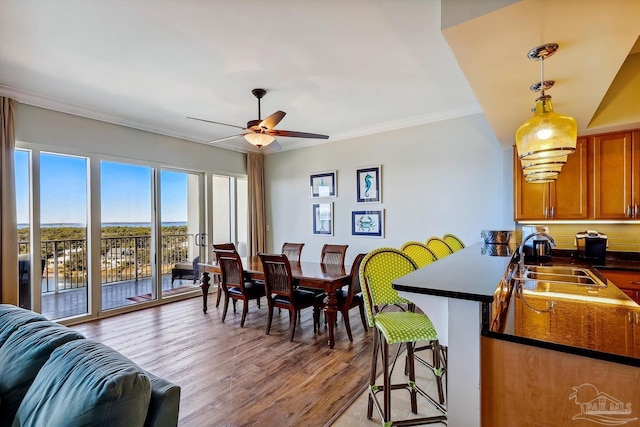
[518, 232, 556, 276]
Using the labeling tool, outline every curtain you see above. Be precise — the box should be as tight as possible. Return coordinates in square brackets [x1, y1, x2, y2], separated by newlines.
[1, 97, 18, 304]
[247, 152, 266, 257]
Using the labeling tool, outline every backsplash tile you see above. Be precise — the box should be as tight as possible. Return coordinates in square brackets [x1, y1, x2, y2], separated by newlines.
[519, 224, 640, 253]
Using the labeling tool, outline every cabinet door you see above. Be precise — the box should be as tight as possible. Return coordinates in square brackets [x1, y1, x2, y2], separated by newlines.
[549, 137, 588, 219]
[513, 148, 551, 220]
[593, 131, 634, 219]
[598, 269, 640, 304]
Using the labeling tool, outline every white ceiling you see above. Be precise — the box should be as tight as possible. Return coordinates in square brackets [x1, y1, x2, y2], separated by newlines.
[1, 0, 638, 155]
[0, 0, 480, 153]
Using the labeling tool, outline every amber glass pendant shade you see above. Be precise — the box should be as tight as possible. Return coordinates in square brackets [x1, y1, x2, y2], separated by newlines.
[244, 132, 275, 147]
[516, 95, 577, 161]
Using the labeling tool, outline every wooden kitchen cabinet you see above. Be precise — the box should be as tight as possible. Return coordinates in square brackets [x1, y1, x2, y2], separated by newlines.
[592, 130, 640, 219]
[597, 268, 640, 304]
[514, 137, 588, 220]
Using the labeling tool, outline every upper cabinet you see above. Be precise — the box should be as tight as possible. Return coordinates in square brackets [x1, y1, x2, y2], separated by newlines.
[593, 131, 640, 219]
[514, 137, 588, 220]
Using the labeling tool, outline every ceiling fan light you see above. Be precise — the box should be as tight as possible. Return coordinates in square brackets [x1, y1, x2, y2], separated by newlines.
[244, 132, 275, 148]
[516, 95, 577, 161]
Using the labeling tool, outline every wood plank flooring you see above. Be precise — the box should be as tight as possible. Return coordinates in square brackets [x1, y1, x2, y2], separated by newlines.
[70, 293, 374, 426]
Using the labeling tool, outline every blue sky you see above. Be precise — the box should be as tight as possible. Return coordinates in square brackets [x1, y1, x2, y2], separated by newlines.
[15, 150, 188, 225]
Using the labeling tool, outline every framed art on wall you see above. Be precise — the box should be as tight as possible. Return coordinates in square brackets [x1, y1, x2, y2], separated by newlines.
[351, 210, 384, 237]
[313, 203, 333, 235]
[356, 165, 381, 203]
[310, 171, 336, 198]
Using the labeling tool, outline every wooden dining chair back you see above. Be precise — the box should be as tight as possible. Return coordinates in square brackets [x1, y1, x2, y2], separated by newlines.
[400, 241, 437, 268]
[215, 249, 264, 327]
[258, 253, 319, 341]
[212, 243, 237, 308]
[426, 237, 454, 260]
[337, 253, 368, 341]
[281, 242, 305, 263]
[320, 244, 349, 266]
[442, 234, 465, 252]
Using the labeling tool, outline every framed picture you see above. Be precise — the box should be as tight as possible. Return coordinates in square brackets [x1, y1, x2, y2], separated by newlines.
[356, 165, 381, 203]
[351, 210, 384, 237]
[310, 171, 336, 198]
[313, 203, 333, 235]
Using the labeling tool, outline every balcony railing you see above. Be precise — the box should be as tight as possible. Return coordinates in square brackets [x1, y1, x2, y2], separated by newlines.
[18, 234, 194, 293]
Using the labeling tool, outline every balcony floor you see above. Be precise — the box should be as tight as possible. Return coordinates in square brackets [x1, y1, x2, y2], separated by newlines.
[39, 274, 202, 320]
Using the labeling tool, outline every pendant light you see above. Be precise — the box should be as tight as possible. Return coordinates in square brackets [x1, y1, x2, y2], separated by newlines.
[515, 43, 577, 181]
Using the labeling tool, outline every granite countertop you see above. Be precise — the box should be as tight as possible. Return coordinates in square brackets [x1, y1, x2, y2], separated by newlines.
[393, 242, 640, 367]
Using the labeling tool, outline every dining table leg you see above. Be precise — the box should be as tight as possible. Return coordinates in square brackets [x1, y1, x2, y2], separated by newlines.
[200, 271, 210, 313]
[325, 290, 338, 348]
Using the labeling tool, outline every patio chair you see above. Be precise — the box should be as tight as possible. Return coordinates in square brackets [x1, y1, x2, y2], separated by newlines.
[426, 237, 454, 259]
[170, 255, 200, 285]
[442, 233, 465, 252]
[359, 247, 447, 425]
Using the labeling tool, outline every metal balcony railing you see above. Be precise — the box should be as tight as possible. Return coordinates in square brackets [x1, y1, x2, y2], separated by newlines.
[18, 233, 193, 294]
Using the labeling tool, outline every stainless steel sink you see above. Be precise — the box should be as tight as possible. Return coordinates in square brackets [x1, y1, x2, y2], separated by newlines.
[514, 265, 607, 289]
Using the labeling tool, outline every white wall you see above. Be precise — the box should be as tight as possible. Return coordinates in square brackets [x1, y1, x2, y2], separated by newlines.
[15, 104, 246, 175]
[265, 113, 513, 264]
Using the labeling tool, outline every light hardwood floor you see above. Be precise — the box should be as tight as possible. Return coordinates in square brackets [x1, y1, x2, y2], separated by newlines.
[71, 293, 446, 426]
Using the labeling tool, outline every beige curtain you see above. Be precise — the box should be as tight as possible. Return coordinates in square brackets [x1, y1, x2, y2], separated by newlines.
[247, 152, 266, 257]
[1, 97, 18, 304]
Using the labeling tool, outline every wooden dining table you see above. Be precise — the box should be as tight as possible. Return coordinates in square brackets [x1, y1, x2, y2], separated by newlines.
[199, 256, 351, 348]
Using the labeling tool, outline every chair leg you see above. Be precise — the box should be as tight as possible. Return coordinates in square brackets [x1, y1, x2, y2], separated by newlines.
[313, 307, 320, 333]
[367, 329, 380, 419]
[382, 337, 391, 424]
[342, 309, 353, 342]
[266, 303, 274, 335]
[232, 299, 237, 314]
[358, 300, 368, 331]
[406, 342, 418, 414]
[240, 300, 249, 327]
[221, 293, 230, 323]
[215, 275, 222, 308]
[289, 309, 298, 342]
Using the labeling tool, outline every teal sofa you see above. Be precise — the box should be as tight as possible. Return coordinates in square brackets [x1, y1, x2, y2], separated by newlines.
[0, 304, 180, 427]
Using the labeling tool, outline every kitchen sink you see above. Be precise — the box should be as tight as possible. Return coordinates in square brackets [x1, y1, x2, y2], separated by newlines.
[514, 265, 607, 289]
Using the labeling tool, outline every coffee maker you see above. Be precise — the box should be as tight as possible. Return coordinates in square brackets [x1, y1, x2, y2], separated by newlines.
[521, 225, 552, 261]
[575, 230, 608, 264]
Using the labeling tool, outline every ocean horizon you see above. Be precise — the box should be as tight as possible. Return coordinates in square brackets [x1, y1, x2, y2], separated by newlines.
[18, 222, 187, 229]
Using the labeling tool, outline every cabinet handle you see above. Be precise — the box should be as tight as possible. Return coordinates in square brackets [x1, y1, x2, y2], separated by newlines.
[551, 206, 555, 218]
[635, 204, 639, 218]
[627, 205, 632, 218]
[544, 207, 549, 218]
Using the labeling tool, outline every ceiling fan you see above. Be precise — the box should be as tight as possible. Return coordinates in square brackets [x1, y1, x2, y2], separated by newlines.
[188, 88, 329, 152]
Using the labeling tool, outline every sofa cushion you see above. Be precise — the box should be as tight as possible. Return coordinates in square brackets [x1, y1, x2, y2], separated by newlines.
[0, 305, 47, 348]
[0, 321, 84, 427]
[13, 339, 151, 427]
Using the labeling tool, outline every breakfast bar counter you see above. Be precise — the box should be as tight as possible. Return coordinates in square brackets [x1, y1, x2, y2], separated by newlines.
[394, 242, 640, 426]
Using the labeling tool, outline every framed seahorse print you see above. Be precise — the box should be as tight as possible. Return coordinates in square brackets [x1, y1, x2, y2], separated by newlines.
[356, 165, 381, 203]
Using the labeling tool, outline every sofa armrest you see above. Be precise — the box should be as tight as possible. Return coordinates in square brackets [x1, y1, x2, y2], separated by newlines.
[144, 374, 181, 427]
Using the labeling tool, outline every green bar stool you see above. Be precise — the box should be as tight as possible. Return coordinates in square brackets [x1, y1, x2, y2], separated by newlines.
[400, 241, 437, 268]
[360, 248, 447, 426]
[426, 237, 454, 260]
[442, 234, 465, 252]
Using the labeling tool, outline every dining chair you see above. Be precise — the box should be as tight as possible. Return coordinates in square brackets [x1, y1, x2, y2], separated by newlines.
[320, 244, 348, 265]
[359, 247, 447, 425]
[212, 243, 237, 308]
[316, 253, 368, 342]
[442, 233, 465, 252]
[214, 249, 265, 327]
[426, 237, 454, 259]
[281, 242, 305, 263]
[400, 241, 437, 268]
[258, 253, 320, 341]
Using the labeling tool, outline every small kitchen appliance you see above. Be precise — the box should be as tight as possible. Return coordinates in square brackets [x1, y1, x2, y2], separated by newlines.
[521, 225, 552, 261]
[575, 230, 608, 264]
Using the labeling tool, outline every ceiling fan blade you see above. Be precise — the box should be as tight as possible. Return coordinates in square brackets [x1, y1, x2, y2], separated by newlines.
[268, 129, 329, 139]
[187, 117, 247, 131]
[206, 133, 247, 144]
[259, 111, 286, 130]
[262, 139, 282, 154]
